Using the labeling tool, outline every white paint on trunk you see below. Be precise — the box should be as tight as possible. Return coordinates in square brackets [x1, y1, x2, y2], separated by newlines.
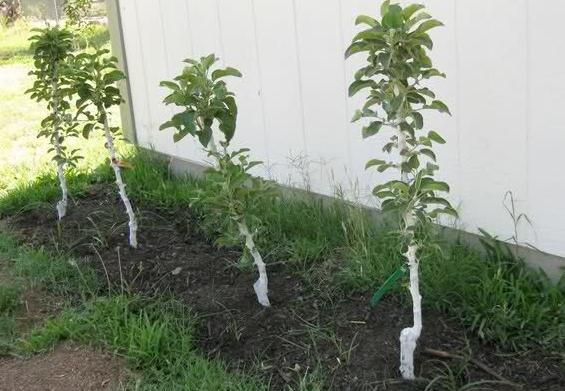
[237, 221, 270, 307]
[399, 213, 422, 379]
[51, 79, 68, 220]
[103, 112, 138, 248]
[53, 131, 68, 220]
[395, 120, 423, 380]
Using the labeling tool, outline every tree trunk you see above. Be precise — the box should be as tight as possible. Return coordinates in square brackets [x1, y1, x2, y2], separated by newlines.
[395, 124, 423, 380]
[53, 130, 68, 220]
[237, 221, 270, 307]
[102, 110, 138, 248]
[51, 79, 68, 220]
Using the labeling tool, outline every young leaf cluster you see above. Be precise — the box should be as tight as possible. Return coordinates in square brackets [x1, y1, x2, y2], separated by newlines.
[72, 48, 125, 137]
[64, 0, 94, 27]
[346, 1, 456, 227]
[160, 54, 241, 146]
[199, 149, 276, 245]
[26, 27, 82, 168]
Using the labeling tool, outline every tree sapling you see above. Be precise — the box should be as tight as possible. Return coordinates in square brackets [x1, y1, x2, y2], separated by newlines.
[27, 27, 80, 220]
[160, 55, 275, 307]
[73, 49, 138, 248]
[347, 1, 456, 379]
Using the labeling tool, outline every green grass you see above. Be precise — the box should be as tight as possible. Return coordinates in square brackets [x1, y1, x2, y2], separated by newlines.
[0, 231, 267, 390]
[0, 232, 98, 296]
[0, 284, 21, 314]
[3, 148, 564, 354]
[0, 20, 34, 65]
[25, 296, 265, 391]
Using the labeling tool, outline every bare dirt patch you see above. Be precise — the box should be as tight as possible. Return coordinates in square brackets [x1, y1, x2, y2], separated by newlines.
[3, 185, 564, 390]
[0, 343, 127, 391]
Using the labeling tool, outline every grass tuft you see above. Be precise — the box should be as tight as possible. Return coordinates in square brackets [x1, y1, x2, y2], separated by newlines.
[25, 295, 265, 390]
[0, 232, 98, 297]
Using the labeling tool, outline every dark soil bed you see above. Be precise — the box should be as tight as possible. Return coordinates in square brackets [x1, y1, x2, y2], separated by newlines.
[2, 185, 564, 390]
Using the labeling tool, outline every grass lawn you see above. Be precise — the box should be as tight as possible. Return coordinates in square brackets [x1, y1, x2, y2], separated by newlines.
[0, 19, 564, 391]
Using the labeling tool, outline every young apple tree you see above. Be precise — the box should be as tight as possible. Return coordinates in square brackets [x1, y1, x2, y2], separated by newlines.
[73, 49, 138, 248]
[346, 1, 456, 379]
[27, 27, 80, 220]
[160, 55, 275, 307]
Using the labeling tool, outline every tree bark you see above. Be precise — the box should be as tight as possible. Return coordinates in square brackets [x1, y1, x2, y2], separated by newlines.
[51, 79, 68, 220]
[102, 110, 138, 248]
[237, 221, 270, 307]
[395, 124, 423, 380]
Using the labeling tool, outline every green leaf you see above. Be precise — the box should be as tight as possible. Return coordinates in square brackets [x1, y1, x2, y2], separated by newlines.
[365, 159, 386, 170]
[419, 148, 437, 161]
[405, 12, 432, 31]
[103, 70, 125, 84]
[355, 15, 379, 27]
[160, 81, 180, 91]
[380, 0, 391, 16]
[198, 127, 213, 147]
[422, 68, 446, 79]
[407, 154, 420, 170]
[348, 80, 375, 97]
[403, 4, 425, 21]
[423, 197, 452, 208]
[351, 110, 363, 123]
[211, 67, 242, 81]
[345, 42, 372, 58]
[173, 129, 189, 143]
[362, 121, 383, 138]
[428, 100, 451, 115]
[411, 19, 443, 35]
[382, 5, 404, 29]
[420, 178, 450, 192]
[429, 207, 458, 218]
[159, 120, 175, 131]
[352, 29, 386, 43]
[411, 112, 423, 129]
[82, 123, 94, 138]
[428, 131, 446, 144]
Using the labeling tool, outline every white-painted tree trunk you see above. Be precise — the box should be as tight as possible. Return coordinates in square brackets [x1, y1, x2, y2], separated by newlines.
[399, 213, 422, 380]
[102, 111, 138, 248]
[51, 79, 68, 220]
[53, 131, 68, 220]
[395, 122, 423, 380]
[237, 221, 270, 307]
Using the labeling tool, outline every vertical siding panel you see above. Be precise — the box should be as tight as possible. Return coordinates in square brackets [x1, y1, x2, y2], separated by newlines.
[158, 0, 199, 160]
[131, 0, 175, 155]
[528, 0, 565, 256]
[215, 0, 270, 177]
[455, 0, 529, 237]
[251, 0, 306, 186]
[293, 0, 351, 196]
[118, 1, 151, 146]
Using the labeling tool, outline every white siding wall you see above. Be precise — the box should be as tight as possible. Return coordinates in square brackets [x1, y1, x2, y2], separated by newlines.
[117, 0, 565, 259]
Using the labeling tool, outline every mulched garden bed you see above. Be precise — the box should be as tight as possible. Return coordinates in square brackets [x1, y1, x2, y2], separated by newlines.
[3, 185, 564, 390]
